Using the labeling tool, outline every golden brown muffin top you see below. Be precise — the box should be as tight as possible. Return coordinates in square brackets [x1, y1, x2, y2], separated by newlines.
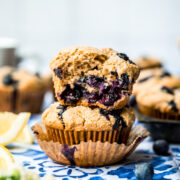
[137, 86, 180, 114]
[0, 66, 45, 91]
[136, 57, 162, 70]
[50, 46, 140, 89]
[42, 102, 135, 131]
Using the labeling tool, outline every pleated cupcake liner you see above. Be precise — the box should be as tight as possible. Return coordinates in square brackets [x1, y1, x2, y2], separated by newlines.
[138, 104, 180, 120]
[32, 123, 149, 167]
[45, 124, 132, 145]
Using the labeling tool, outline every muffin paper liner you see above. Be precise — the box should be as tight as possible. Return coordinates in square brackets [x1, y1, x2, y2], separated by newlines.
[45, 124, 132, 145]
[138, 104, 180, 120]
[32, 123, 149, 167]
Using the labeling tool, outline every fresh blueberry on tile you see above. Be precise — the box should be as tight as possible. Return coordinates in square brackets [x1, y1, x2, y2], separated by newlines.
[153, 139, 169, 156]
[135, 163, 154, 180]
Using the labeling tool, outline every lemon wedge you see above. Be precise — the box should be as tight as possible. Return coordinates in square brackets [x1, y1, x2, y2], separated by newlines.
[15, 125, 33, 144]
[0, 112, 31, 146]
[0, 145, 14, 170]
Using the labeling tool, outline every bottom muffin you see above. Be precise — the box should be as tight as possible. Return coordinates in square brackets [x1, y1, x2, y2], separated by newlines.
[42, 102, 135, 145]
[33, 123, 149, 166]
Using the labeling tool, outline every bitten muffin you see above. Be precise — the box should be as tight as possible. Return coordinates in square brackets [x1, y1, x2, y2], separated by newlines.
[42, 102, 135, 145]
[133, 70, 180, 95]
[0, 66, 46, 113]
[136, 56, 162, 70]
[136, 85, 180, 120]
[50, 46, 140, 110]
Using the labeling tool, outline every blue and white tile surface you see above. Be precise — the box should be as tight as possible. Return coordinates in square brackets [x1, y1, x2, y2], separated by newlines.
[9, 115, 180, 180]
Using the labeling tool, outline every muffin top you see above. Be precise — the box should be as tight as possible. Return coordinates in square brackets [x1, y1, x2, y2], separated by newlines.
[136, 56, 162, 70]
[133, 70, 180, 95]
[50, 46, 140, 110]
[50, 46, 139, 86]
[42, 102, 135, 131]
[0, 66, 45, 91]
[136, 86, 180, 114]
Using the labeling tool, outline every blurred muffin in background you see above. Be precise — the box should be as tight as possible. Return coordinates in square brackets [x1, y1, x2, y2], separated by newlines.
[42, 72, 53, 92]
[42, 72, 56, 100]
[0, 66, 46, 113]
[136, 85, 180, 120]
[133, 70, 180, 95]
[136, 56, 162, 70]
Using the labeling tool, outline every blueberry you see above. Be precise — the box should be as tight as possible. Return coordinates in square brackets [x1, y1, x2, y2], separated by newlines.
[160, 71, 171, 78]
[86, 75, 104, 88]
[54, 67, 63, 79]
[161, 86, 174, 95]
[57, 105, 68, 128]
[59, 84, 83, 103]
[153, 139, 169, 155]
[135, 163, 154, 180]
[99, 108, 126, 129]
[168, 100, 178, 112]
[91, 66, 98, 70]
[61, 144, 77, 165]
[129, 95, 136, 107]
[83, 91, 100, 103]
[110, 71, 118, 77]
[121, 73, 130, 88]
[117, 53, 135, 65]
[138, 75, 154, 83]
[3, 74, 18, 86]
[100, 93, 117, 106]
[117, 53, 129, 61]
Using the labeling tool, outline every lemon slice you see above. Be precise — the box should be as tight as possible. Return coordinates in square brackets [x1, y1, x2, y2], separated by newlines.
[15, 125, 33, 144]
[0, 145, 14, 170]
[0, 112, 31, 146]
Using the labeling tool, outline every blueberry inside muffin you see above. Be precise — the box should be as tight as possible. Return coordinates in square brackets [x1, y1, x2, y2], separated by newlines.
[50, 46, 140, 110]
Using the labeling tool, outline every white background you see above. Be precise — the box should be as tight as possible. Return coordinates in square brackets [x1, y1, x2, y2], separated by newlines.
[0, 0, 180, 74]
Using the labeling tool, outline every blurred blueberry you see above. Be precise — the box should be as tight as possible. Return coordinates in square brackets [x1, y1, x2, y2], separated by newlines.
[153, 139, 169, 156]
[135, 163, 154, 180]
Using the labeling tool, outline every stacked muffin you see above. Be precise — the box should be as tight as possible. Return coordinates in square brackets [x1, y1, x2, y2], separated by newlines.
[33, 47, 151, 166]
[133, 57, 180, 120]
[42, 46, 140, 145]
